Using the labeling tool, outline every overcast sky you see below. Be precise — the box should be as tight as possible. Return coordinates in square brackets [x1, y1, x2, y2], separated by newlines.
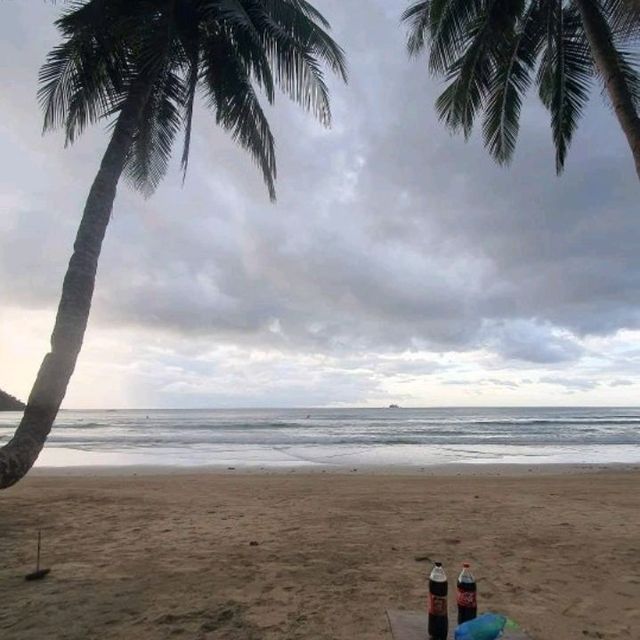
[1, 1, 639, 409]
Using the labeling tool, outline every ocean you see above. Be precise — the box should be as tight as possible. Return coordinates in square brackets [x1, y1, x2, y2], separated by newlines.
[1, 407, 639, 469]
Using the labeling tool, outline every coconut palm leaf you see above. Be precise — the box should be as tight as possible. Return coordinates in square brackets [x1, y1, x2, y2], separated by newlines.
[124, 69, 184, 195]
[403, 0, 640, 177]
[537, 3, 594, 172]
[596, 0, 640, 107]
[38, 9, 128, 142]
[602, 0, 640, 36]
[179, 29, 200, 179]
[402, 0, 433, 55]
[253, 0, 347, 125]
[200, 26, 277, 199]
[483, 1, 545, 164]
[434, 0, 522, 137]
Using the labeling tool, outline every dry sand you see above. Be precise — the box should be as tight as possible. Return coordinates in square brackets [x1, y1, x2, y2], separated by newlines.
[1, 468, 639, 639]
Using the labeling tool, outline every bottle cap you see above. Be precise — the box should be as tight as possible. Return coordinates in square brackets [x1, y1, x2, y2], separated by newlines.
[463, 563, 470, 568]
[434, 562, 442, 567]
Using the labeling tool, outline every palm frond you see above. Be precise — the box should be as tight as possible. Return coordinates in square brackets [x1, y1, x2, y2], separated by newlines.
[403, 0, 640, 175]
[272, 0, 333, 29]
[124, 70, 184, 197]
[402, 0, 432, 55]
[601, 0, 640, 38]
[200, 0, 275, 102]
[615, 46, 640, 107]
[201, 31, 277, 200]
[179, 34, 200, 181]
[252, 0, 347, 126]
[428, 0, 489, 74]
[214, 4, 277, 102]
[435, 0, 522, 138]
[261, 0, 344, 67]
[580, 0, 640, 112]
[38, 2, 129, 142]
[259, 0, 347, 80]
[38, 39, 86, 133]
[482, 1, 544, 164]
[537, 3, 594, 173]
[601, 0, 640, 108]
[41, 0, 346, 200]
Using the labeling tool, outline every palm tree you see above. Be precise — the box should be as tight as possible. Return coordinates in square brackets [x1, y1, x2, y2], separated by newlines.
[402, 0, 640, 178]
[0, 0, 346, 489]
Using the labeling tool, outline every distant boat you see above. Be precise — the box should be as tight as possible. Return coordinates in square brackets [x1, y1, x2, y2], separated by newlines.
[388, 404, 400, 409]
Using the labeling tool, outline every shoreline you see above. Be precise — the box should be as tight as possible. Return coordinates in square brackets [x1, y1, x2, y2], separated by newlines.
[29, 460, 640, 477]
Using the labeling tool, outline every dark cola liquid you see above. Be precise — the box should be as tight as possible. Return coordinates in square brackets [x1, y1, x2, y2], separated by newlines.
[457, 579, 477, 624]
[428, 578, 448, 639]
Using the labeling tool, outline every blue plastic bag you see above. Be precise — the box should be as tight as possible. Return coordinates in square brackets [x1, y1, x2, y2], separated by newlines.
[454, 613, 520, 640]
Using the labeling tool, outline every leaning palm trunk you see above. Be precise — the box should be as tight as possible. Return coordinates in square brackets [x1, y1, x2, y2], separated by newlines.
[0, 81, 151, 489]
[577, 0, 640, 178]
[0, 0, 345, 490]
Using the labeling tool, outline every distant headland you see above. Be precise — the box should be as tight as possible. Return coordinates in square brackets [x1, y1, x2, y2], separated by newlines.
[0, 388, 25, 411]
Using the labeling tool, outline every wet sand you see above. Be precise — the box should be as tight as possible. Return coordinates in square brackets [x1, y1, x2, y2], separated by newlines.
[1, 468, 639, 639]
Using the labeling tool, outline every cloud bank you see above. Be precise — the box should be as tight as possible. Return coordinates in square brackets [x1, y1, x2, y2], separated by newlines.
[1, 1, 639, 407]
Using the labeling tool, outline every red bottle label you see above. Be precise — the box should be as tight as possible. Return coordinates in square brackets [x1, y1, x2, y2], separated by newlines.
[457, 589, 476, 608]
[428, 594, 447, 616]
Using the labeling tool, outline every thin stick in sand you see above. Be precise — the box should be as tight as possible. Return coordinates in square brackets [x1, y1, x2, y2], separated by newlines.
[25, 530, 51, 581]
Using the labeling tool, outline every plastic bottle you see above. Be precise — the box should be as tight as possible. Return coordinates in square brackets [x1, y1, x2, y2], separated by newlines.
[457, 563, 477, 624]
[428, 562, 448, 640]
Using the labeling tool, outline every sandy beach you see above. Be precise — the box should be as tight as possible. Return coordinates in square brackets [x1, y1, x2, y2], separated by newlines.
[1, 467, 639, 639]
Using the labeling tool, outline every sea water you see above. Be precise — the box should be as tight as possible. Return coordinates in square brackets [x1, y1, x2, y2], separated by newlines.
[1, 407, 639, 469]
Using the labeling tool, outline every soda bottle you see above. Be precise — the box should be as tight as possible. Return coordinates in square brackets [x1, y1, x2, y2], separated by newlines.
[457, 563, 477, 624]
[428, 562, 448, 640]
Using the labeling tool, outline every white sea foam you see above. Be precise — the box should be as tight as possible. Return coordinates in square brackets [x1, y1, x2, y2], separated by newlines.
[1, 407, 639, 468]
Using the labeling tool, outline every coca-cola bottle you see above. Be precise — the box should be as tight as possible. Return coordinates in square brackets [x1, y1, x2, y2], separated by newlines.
[457, 563, 477, 624]
[428, 562, 448, 640]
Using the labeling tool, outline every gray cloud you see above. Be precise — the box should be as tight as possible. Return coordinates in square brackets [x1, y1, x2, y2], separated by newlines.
[483, 320, 585, 364]
[539, 377, 601, 392]
[443, 378, 522, 389]
[1, 1, 639, 407]
[609, 379, 634, 387]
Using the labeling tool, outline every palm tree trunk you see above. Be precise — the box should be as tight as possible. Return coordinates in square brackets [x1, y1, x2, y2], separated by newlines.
[0, 79, 153, 489]
[576, 0, 640, 180]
